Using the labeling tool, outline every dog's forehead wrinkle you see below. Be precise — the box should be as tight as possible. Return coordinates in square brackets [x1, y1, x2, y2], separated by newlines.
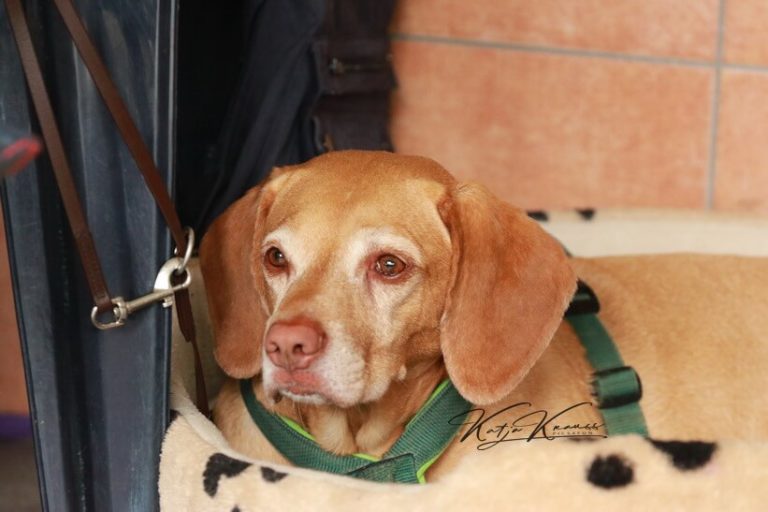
[273, 162, 449, 214]
[265, 189, 452, 266]
[344, 227, 423, 265]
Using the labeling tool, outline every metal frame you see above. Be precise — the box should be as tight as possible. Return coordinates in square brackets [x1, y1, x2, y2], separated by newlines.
[1, 0, 176, 509]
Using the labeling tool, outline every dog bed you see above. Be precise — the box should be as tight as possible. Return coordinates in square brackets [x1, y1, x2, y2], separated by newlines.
[538, 208, 768, 256]
[159, 209, 768, 511]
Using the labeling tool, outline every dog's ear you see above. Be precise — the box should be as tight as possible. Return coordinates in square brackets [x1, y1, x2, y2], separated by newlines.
[199, 186, 272, 379]
[440, 183, 576, 404]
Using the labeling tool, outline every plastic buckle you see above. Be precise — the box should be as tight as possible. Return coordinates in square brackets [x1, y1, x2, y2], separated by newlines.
[591, 366, 643, 409]
[565, 279, 601, 316]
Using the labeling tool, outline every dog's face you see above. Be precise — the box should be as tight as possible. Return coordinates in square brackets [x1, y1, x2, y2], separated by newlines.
[251, 154, 454, 407]
[201, 151, 576, 407]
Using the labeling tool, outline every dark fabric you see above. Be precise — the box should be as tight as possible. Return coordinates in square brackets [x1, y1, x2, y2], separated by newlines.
[180, 0, 398, 237]
[189, 0, 325, 234]
[312, 0, 397, 153]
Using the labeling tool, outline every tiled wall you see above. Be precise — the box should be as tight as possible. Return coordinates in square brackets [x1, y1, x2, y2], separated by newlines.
[390, 0, 768, 213]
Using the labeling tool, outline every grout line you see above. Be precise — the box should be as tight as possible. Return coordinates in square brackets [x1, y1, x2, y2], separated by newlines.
[706, 0, 727, 210]
[391, 31, 768, 74]
[391, 32, 715, 69]
[395, 20, 765, 211]
[724, 63, 768, 74]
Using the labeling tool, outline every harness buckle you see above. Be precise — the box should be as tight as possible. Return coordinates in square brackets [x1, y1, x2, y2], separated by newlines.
[591, 366, 643, 409]
[565, 279, 601, 316]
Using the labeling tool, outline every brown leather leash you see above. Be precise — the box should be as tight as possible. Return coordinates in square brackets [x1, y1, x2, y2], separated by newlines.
[6, 0, 210, 417]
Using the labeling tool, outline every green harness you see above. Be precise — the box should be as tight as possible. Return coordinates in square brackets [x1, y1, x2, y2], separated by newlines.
[240, 378, 469, 483]
[566, 280, 648, 437]
[240, 280, 647, 484]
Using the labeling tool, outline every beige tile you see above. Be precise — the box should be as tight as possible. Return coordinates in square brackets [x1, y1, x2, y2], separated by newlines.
[391, 41, 712, 209]
[714, 71, 768, 213]
[724, 0, 768, 66]
[393, 0, 719, 60]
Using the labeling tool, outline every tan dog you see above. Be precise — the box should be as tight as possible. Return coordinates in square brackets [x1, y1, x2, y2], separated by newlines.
[200, 151, 768, 480]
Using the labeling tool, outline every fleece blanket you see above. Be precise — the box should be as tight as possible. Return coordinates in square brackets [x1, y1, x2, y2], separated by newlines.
[161, 375, 768, 512]
[159, 209, 768, 511]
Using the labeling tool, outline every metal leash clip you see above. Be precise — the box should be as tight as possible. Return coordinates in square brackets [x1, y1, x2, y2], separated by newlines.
[91, 228, 195, 330]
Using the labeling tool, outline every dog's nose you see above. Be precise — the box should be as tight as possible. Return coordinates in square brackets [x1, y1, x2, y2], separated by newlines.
[265, 321, 325, 370]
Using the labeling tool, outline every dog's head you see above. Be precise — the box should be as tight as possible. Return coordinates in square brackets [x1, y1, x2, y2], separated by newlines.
[200, 151, 576, 407]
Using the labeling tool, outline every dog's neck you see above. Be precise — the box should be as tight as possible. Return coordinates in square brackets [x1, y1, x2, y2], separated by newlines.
[257, 360, 447, 456]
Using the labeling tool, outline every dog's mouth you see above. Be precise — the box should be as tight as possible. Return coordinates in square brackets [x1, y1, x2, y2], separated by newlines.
[265, 368, 366, 408]
[268, 369, 331, 405]
[278, 389, 328, 406]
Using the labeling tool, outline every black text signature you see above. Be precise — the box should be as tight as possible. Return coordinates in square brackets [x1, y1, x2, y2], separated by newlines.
[449, 402, 606, 450]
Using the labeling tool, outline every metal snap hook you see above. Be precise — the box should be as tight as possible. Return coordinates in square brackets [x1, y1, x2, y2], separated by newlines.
[90, 298, 128, 330]
[89, 255, 194, 330]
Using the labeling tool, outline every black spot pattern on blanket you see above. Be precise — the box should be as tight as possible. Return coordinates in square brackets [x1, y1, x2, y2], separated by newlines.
[231, 508, 240, 512]
[576, 208, 596, 221]
[587, 454, 634, 489]
[261, 466, 288, 483]
[527, 210, 549, 222]
[203, 453, 252, 497]
[649, 440, 717, 470]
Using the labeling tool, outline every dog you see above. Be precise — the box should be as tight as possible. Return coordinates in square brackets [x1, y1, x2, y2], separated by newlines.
[200, 150, 768, 481]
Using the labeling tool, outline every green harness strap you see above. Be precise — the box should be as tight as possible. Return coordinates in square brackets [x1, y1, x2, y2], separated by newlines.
[567, 313, 648, 436]
[240, 379, 471, 484]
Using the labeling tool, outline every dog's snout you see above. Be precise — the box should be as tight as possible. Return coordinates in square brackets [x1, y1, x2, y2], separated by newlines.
[265, 321, 325, 370]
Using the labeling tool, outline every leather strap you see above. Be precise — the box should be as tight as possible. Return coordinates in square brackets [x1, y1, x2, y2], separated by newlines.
[6, 0, 113, 313]
[6, 0, 209, 416]
[50, 0, 187, 253]
[173, 276, 209, 416]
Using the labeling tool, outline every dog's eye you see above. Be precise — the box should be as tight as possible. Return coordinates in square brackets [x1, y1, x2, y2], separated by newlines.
[374, 254, 406, 278]
[265, 247, 288, 270]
